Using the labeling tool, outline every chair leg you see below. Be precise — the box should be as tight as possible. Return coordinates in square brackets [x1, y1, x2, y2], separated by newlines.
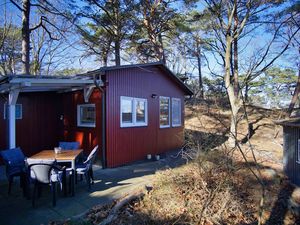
[20, 173, 27, 197]
[62, 170, 67, 197]
[90, 168, 94, 184]
[32, 182, 37, 207]
[38, 185, 42, 198]
[85, 173, 91, 191]
[68, 174, 72, 194]
[8, 177, 13, 195]
[72, 172, 75, 197]
[52, 183, 56, 207]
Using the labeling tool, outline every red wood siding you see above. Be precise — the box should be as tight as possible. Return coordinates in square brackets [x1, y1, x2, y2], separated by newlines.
[0, 92, 61, 157]
[106, 66, 185, 167]
[0, 90, 102, 160]
[61, 90, 103, 158]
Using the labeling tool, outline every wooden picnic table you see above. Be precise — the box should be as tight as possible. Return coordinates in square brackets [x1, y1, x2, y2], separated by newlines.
[29, 149, 83, 195]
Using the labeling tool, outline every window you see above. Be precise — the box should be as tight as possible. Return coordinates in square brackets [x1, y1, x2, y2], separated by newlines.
[4, 104, 22, 120]
[120, 96, 147, 127]
[77, 104, 96, 127]
[121, 97, 133, 124]
[136, 98, 147, 124]
[159, 96, 170, 128]
[172, 98, 181, 127]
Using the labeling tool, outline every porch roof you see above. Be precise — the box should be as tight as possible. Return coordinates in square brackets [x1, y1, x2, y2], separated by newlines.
[275, 117, 300, 128]
[0, 75, 103, 93]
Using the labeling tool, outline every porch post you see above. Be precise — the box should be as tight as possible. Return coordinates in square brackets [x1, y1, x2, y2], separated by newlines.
[8, 89, 19, 149]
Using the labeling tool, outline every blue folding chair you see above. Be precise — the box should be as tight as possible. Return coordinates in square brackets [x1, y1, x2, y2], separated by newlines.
[0, 147, 27, 195]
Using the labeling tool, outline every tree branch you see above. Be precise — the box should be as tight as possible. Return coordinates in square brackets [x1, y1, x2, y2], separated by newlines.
[9, 0, 23, 11]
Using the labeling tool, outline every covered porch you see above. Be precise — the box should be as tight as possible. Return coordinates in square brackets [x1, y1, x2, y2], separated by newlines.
[0, 74, 105, 165]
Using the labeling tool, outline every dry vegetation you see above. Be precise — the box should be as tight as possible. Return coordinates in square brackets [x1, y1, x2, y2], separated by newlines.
[58, 101, 300, 225]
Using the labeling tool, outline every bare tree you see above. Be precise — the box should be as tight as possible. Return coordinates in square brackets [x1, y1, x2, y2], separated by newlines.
[0, 7, 21, 75]
[29, 12, 73, 75]
[203, 0, 300, 145]
[9, 0, 70, 75]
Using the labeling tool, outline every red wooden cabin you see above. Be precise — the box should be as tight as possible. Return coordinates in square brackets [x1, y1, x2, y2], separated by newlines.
[0, 62, 193, 168]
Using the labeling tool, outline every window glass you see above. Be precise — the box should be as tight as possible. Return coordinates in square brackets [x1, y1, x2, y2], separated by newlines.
[136, 99, 146, 123]
[172, 98, 181, 126]
[121, 98, 133, 123]
[120, 96, 147, 127]
[77, 104, 96, 127]
[160, 97, 170, 127]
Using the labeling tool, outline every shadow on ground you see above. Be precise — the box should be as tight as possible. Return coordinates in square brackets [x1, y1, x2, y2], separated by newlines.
[0, 149, 186, 225]
[185, 129, 228, 151]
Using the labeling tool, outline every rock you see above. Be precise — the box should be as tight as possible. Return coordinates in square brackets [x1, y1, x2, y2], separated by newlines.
[261, 168, 277, 180]
[291, 188, 300, 205]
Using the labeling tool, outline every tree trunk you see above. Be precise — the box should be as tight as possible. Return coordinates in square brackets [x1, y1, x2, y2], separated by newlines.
[21, 0, 31, 75]
[225, 1, 242, 146]
[158, 33, 166, 64]
[114, 0, 121, 66]
[225, 33, 241, 146]
[103, 53, 108, 67]
[245, 80, 249, 102]
[233, 5, 239, 96]
[288, 68, 300, 116]
[114, 40, 121, 66]
[197, 46, 203, 98]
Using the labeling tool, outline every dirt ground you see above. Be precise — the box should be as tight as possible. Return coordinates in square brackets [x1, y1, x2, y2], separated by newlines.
[185, 103, 284, 169]
[58, 103, 300, 225]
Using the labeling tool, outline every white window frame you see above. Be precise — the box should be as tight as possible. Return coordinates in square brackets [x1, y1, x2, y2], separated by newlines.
[172, 98, 181, 127]
[4, 104, 22, 120]
[120, 96, 148, 128]
[159, 96, 170, 128]
[77, 104, 96, 128]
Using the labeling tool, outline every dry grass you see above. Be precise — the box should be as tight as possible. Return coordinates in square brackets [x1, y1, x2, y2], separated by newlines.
[102, 102, 299, 225]
[185, 103, 284, 169]
[105, 151, 300, 225]
[58, 102, 300, 225]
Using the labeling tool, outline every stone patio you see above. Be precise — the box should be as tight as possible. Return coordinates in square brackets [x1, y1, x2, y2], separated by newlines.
[0, 150, 184, 225]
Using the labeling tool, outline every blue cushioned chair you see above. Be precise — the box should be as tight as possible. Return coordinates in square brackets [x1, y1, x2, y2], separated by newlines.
[59, 142, 80, 150]
[0, 147, 27, 195]
[27, 158, 66, 207]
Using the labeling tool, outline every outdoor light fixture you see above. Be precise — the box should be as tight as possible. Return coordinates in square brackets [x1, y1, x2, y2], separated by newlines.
[151, 94, 158, 99]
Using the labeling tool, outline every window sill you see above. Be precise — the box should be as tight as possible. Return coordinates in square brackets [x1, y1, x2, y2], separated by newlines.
[77, 124, 96, 128]
[172, 124, 181, 127]
[160, 125, 170, 129]
[121, 123, 148, 128]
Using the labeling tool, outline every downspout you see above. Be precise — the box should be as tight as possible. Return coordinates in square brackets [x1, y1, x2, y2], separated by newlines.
[93, 74, 107, 168]
[101, 88, 107, 168]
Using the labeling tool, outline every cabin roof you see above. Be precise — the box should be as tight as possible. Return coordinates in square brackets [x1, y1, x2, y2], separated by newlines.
[85, 62, 194, 96]
[275, 118, 300, 128]
[0, 75, 100, 93]
[0, 62, 193, 95]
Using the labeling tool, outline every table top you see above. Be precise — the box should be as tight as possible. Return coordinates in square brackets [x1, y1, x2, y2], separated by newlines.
[30, 149, 83, 161]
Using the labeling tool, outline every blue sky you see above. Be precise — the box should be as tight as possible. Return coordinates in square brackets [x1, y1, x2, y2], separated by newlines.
[0, 0, 298, 77]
